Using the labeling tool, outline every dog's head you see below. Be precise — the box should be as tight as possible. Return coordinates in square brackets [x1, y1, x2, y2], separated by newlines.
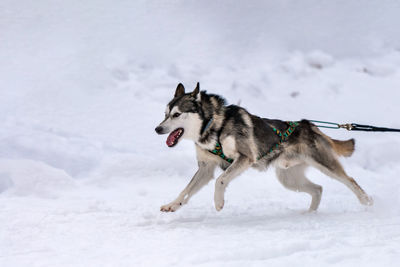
[155, 83, 203, 147]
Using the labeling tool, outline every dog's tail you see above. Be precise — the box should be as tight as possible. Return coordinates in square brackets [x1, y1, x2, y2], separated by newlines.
[310, 121, 355, 157]
[330, 138, 355, 157]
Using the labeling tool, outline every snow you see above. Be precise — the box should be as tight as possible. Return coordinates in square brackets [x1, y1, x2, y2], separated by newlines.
[1, 1, 400, 266]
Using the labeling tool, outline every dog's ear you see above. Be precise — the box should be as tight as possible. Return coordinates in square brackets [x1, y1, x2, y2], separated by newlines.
[174, 83, 185, 98]
[191, 82, 200, 100]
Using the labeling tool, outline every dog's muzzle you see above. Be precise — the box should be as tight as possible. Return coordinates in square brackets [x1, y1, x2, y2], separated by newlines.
[155, 126, 165, 135]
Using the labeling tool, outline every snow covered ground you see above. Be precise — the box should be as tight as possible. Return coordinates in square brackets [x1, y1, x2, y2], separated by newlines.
[1, 1, 400, 266]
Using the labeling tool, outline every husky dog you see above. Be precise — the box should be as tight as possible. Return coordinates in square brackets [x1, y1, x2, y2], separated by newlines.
[155, 83, 373, 212]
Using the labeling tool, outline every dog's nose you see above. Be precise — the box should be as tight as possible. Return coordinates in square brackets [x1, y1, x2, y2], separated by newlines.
[155, 126, 164, 134]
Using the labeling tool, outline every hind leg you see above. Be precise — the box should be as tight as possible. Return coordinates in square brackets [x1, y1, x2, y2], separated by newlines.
[308, 149, 373, 206]
[276, 163, 323, 211]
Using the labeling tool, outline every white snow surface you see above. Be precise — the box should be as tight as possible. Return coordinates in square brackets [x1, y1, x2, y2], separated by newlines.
[1, 1, 400, 266]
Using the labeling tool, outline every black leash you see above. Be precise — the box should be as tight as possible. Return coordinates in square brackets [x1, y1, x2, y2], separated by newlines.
[310, 120, 400, 132]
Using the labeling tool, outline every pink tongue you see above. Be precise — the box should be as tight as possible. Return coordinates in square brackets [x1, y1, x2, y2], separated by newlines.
[166, 129, 180, 147]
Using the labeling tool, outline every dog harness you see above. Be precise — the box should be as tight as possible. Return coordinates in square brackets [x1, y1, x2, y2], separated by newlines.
[209, 142, 234, 163]
[208, 121, 299, 163]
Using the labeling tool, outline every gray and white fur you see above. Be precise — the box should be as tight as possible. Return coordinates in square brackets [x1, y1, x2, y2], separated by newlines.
[155, 83, 373, 212]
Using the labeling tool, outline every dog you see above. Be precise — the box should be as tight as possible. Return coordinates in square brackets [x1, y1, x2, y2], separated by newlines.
[155, 83, 373, 212]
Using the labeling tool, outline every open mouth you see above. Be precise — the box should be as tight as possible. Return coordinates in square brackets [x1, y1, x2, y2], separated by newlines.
[166, 128, 184, 147]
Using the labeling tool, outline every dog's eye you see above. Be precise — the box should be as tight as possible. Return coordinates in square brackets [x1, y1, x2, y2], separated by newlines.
[172, 113, 181, 118]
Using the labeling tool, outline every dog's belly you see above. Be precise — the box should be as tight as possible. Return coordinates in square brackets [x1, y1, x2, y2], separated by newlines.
[273, 156, 303, 169]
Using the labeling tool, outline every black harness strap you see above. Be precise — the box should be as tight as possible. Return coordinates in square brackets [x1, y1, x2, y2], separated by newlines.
[348, 123, 400, 132]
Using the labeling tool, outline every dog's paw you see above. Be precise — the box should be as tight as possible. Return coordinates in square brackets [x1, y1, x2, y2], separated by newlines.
[215, 200, 224, 211]
[360, 194, 374, 206]
[214, 193, 225, 211]
[214, 179, 226, 211]
[160, 202, 182, 212]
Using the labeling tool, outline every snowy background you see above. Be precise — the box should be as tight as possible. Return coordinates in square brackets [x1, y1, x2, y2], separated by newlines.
[1, 1, 400, 266]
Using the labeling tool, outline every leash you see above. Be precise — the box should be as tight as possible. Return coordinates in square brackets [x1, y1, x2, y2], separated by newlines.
[310, 120, 400, 132]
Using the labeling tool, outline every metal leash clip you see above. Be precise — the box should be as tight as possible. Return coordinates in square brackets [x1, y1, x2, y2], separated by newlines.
[338, 123, 353, 131]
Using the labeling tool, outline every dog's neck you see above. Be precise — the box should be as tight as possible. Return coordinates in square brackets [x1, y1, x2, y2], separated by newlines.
[201, 117, 214, 134]
[196, 93, 226, 148]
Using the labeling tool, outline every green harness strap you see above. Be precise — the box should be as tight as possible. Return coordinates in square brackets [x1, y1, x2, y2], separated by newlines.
[209, 121, 299, 164]
[209, 142, 234, 163]
[256, 121, 299, 160]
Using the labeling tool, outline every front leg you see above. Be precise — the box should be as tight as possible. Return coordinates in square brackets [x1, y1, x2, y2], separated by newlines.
[214, 155, 252, 211]
[161, 161, 215, 212]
